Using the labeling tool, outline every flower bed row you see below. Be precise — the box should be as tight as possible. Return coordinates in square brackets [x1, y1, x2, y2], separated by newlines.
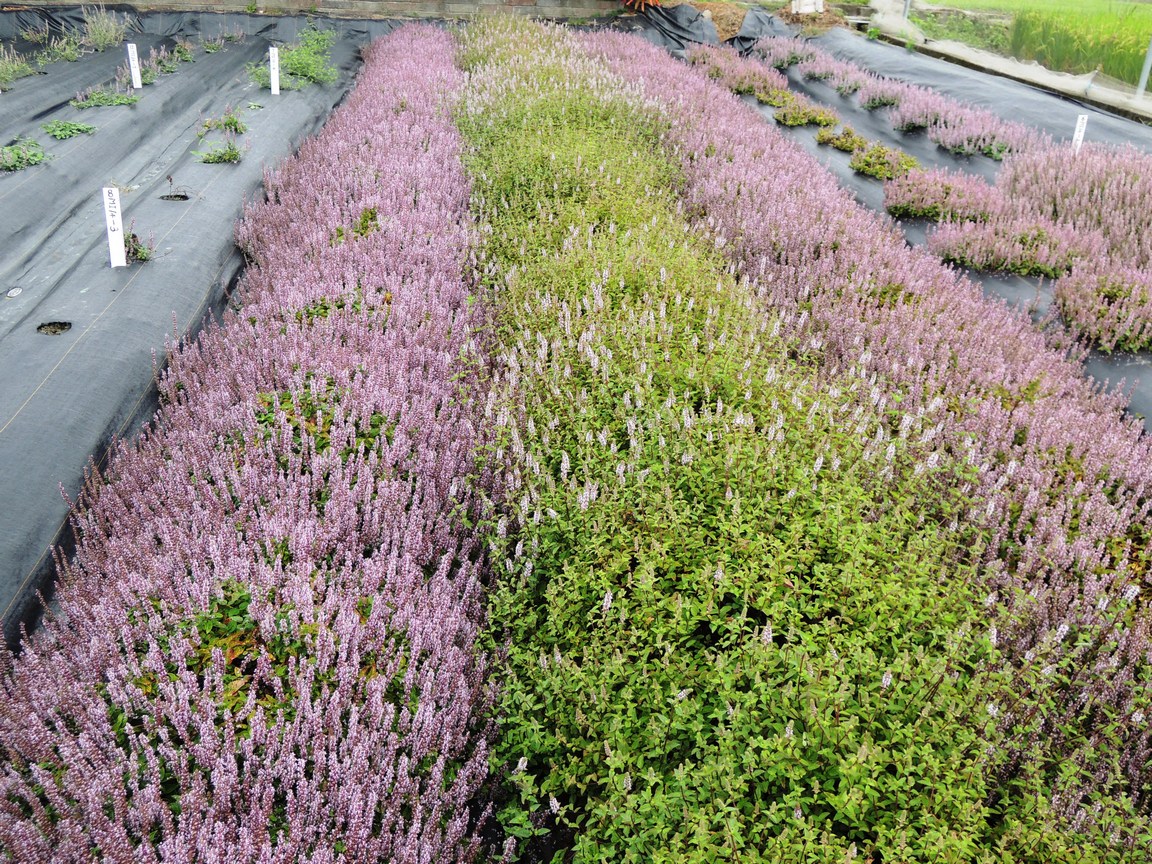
[754, 35, 1048, 159]
[459, 18, 1137, 862]
[698, 40, 1152, 354]
[589, 28, 1152, 852]
[887, 146, 1152, 352]
[0, 25, 493, 862]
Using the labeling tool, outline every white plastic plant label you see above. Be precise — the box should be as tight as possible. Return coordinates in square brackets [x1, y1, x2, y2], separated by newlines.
[102, 187, 127, 268]
[1072, 114, 1089, 154]
[126, 43, 142, 90]
[269, 47, 280, 96]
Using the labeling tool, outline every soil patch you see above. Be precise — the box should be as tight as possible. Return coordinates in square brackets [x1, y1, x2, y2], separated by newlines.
[662, 0, 748, 41]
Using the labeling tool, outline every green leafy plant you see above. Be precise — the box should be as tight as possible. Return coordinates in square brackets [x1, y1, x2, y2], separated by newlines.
[815, 124, 868, 153]
[40, 120, 97, 140]
[0, 44, 35, 90]
[849, 143, 919, 180]
[866, 26, 881, 40]
[246, 24, 337, 91]
[69, 87, 139, 108]
[0, 138, 47, 171]
[80, 4, 128, 51]
[195, 139, 243, 164]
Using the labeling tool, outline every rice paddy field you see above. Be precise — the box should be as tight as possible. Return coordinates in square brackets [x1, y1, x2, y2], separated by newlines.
[5, 11, 1152, 864]
[924, 0, 1152, 85]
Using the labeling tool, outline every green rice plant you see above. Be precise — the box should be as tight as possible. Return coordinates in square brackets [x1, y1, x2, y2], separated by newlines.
[0, 138, 47, 172]
[80, 4, 128, 51]
[1007, 5, 1152, 85]
[69, 86, 139, 109]
[246, 24, 336, 91]
[0, 44, 35, 90]
[40, 119, 97, 140]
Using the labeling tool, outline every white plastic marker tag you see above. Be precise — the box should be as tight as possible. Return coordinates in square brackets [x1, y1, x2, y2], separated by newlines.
[102, 187, 127, 269]
[1072, 114, 1089, 155]
[269, 46, 280, 95]
[126, 43, 142, 90]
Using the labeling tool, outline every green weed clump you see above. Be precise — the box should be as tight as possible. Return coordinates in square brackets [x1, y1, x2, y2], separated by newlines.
[200, 108, 247, 136]
[458, 18, 1079, 864]
[0, 138, 47, 171]
[80, 4, 128, 51]
[0, 44, 35, 90]
[247, 24, 337, 90]
[34, 33, 83, 65]
[195, 139, 242, 164]
[69, 87, 139, 108]
[40, 120, 97, 140]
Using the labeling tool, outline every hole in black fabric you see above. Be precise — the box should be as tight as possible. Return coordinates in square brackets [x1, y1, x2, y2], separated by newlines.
[159, 193, 190, 201]
[36, 321, 71, 335]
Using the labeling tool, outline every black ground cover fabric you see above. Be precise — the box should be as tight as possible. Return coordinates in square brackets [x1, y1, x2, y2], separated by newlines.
[0, 11, 399, 647]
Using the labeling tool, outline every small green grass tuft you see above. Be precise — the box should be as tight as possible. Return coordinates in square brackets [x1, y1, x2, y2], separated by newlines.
[0, 44, 36, 90]
[195, 139, 243, 164]
[80, 4, 128, 51]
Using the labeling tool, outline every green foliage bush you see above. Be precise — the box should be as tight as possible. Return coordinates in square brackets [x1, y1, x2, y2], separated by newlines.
[849, 143, 919, 180]
[0, 44, 35, 90]
[815, 124, 868, 153]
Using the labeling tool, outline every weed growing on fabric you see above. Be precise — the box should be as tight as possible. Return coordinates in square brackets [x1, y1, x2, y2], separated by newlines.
[35, 33, 82, 65]
[69, 86, 139, 108]
[0, 44, 35, 90]
[172, 39, 195, 62]
[247, 24, 336, 90]
[40, 120, 97, 140]
[0, 137, 47, 171]
[200, 107, 247, 136]
[19, 22, 51, 43]
[195, 138, 243, 164]
[81, 4, 128, 51]
[124, 221, 155, 262]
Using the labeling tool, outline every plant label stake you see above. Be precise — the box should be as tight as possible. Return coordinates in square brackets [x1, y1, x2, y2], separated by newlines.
[1072, 114, 1088, 155]
[1137, 35, 1152, 100]
[269, 46, 280, 95]
[126, 43, 142, 90]
[102, 187, 126, 268]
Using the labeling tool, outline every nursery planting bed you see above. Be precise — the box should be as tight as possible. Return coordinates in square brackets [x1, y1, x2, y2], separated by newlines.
[0, 11, 398, 646]
[6, 13, 1152, 864]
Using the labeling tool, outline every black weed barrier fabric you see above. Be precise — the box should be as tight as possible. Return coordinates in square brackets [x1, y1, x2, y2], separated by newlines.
[0, 11, 404, 647]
